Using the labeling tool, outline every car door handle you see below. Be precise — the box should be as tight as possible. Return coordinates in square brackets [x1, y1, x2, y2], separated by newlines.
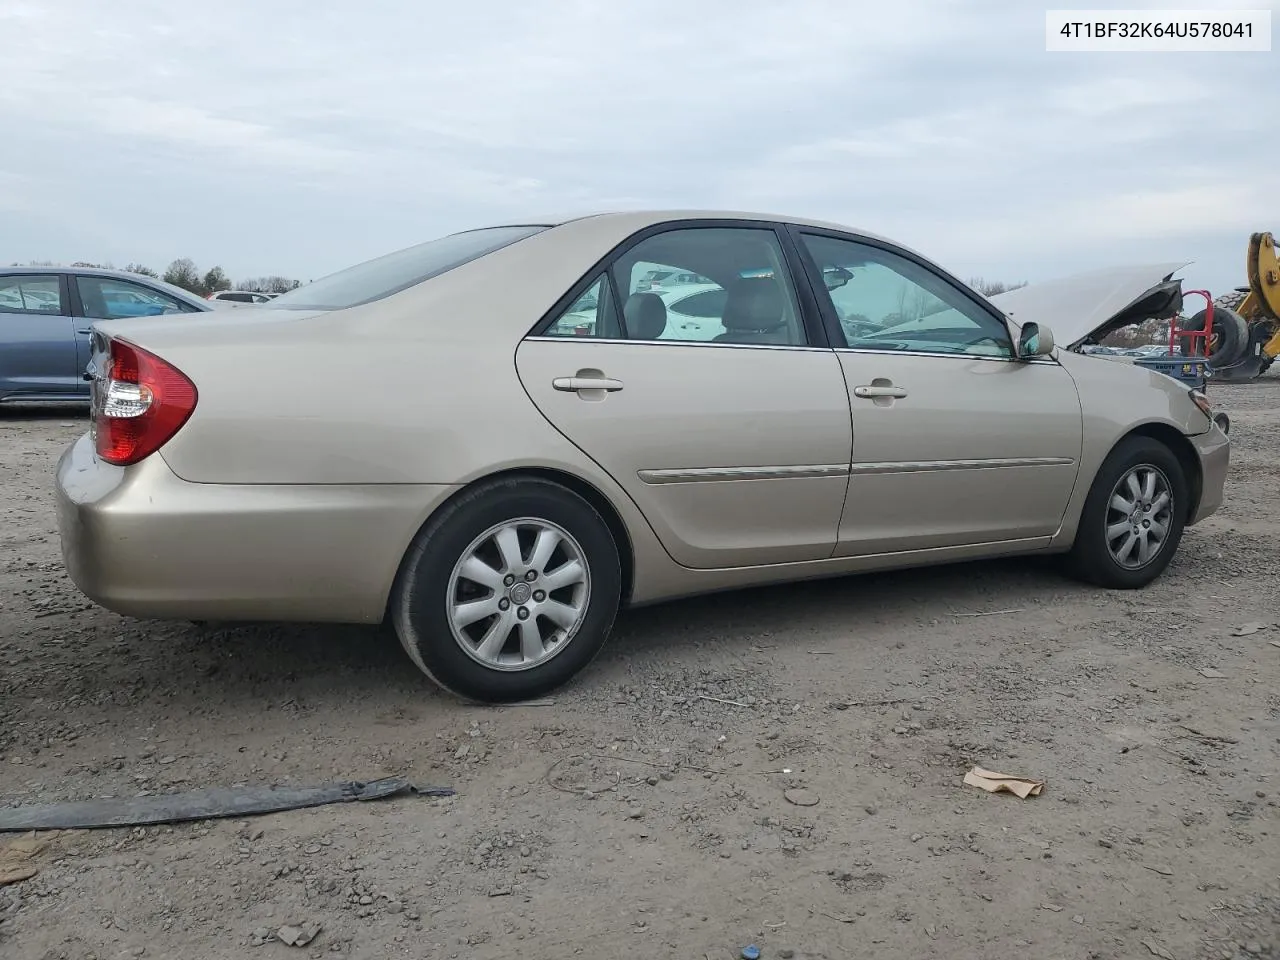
[76, 328, 91, 335]
[552, 376, 624, 393]
[853, 384, 908, 399]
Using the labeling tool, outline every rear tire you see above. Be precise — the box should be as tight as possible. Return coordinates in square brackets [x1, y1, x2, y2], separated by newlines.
[1062, 436, 1189, 589]
[390, 477, 622, 703]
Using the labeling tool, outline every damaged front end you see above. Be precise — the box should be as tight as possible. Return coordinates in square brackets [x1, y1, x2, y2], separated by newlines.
[987, 261, 1253, 373]
[986, 261, 1188, 353]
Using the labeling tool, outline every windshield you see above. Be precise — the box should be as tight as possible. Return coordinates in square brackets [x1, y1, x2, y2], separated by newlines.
[263, 225, 548, 311]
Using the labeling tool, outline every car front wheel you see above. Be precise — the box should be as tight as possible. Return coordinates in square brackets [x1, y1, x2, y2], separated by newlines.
[1063, 435, 1190, 589]
[390, 477, 622, 702]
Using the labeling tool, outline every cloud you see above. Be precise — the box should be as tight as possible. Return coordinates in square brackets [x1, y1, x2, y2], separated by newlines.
[0, 0, 1274, 293]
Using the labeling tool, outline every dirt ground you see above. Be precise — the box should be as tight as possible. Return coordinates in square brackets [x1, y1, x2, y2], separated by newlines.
[2, 375, 1278, 960]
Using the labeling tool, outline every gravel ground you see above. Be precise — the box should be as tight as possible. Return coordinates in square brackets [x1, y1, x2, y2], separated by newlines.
[2, 375, 1278, 960]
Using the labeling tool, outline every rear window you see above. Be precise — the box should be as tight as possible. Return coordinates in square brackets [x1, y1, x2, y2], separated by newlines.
[263, 225, 548, 311]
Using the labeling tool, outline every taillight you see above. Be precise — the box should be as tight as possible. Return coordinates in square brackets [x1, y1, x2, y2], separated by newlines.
[93, 338, 197, 466]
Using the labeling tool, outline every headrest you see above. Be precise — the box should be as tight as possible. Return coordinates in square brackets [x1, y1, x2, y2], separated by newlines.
[721, 277, 786, 332]
[623, 292, 667, 340]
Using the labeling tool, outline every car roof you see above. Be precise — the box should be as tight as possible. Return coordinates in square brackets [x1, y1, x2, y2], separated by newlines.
[1, 265, 212, 308]
[480, 209, 893, 240]
[4, 265, 155, 279]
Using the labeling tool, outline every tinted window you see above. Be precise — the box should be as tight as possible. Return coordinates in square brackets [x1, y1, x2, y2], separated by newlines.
[0, 275, 63, 315]
[77, 276, 194, 319]
[263, 225, 547, 311]
[800, 234, 1013, 358]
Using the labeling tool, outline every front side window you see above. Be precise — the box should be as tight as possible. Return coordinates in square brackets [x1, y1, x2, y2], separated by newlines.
[0, 275, 63, 315]
[800, 234, 1013, 358]
[76, 276, 194, 319]
[263, 225, 547, 311]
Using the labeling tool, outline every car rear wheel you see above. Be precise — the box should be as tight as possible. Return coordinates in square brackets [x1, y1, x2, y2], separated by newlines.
[390, 476, 622, 703]
[1062, 436, 1189, 589]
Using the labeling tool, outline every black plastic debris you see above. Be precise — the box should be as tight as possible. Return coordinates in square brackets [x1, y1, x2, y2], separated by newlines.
[0, 777, 454, 832]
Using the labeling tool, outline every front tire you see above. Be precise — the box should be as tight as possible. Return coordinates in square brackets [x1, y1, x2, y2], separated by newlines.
[390, 477, 622, 703]
[1063, 436, 1190, 589]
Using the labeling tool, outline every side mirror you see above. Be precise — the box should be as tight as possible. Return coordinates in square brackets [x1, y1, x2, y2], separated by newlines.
[1017, 321, 1055, 359]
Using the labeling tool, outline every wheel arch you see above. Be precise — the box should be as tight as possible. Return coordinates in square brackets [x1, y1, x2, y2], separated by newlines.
[382, 465, 636, 625]
[1115, 421, 1204, 519]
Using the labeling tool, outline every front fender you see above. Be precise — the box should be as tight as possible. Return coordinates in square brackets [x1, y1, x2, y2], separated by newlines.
[1048, 351, 1212, 547]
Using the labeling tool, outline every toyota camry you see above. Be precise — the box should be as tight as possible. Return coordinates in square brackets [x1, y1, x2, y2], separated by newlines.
[55, 210, 1231, 702]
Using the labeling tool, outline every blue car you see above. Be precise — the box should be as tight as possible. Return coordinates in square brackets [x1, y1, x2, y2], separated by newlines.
[0, 266, 215, 403]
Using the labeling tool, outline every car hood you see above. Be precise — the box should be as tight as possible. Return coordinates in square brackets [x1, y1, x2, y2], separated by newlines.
[987, 261, 1189, 350]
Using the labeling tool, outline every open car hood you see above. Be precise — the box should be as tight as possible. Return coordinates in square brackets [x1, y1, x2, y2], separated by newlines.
[987, 261, 1190, 350]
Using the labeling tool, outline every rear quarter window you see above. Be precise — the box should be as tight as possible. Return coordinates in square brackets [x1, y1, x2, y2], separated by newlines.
[263, 225, 547, 311]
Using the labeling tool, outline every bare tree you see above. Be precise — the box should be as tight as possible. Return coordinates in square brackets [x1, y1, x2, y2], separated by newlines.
[893, 283, 933, 324]
[11, 254, 301, 296]
[237, 275, 301, 294]
[969, 277, 1028, 297]
[1102, 316, 1169, 348]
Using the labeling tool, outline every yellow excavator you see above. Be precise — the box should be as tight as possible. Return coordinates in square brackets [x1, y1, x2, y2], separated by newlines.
[1204, 231, 1280, 381]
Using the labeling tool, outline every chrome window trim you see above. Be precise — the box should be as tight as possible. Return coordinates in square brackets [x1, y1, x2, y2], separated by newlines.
[522, 336, 829, 354]
[835, 346, 1061, 366]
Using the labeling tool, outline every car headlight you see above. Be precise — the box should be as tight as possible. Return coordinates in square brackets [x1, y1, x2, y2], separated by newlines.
[1189, 389, 1213, 419]
[1189, 389, 1231, 434]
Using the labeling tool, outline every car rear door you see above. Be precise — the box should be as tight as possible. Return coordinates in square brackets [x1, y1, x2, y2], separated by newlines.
[70, 274, 201, 381]
[515, 222, 853, 569]
[791, 229, 1084, 557]
[0, 272, 79, 399]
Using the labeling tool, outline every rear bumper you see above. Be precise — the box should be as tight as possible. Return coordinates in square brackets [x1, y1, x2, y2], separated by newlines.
[1188, 421, 1230, 525]
[55, 434, 458, 623]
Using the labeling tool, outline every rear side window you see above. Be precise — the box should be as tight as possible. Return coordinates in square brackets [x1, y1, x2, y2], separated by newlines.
[669, 288, 728, 318]
[263, 225, 548, 311]
[0, 275, 63, 314]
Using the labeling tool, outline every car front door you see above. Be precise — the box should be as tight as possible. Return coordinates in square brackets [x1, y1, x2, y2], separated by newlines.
[0, 272, 79, 399]
[515, 223, 853, 569]
[792, 229, 1084, 557]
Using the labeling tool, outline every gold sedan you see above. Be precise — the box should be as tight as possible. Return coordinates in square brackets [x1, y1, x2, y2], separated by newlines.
[55, 211, 1230, 701]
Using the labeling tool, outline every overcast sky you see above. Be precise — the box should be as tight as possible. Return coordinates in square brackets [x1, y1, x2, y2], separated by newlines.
[1, 0, 1273, 294]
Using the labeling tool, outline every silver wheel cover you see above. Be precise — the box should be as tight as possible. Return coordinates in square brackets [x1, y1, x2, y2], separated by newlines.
[446, 517, 591, 671]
